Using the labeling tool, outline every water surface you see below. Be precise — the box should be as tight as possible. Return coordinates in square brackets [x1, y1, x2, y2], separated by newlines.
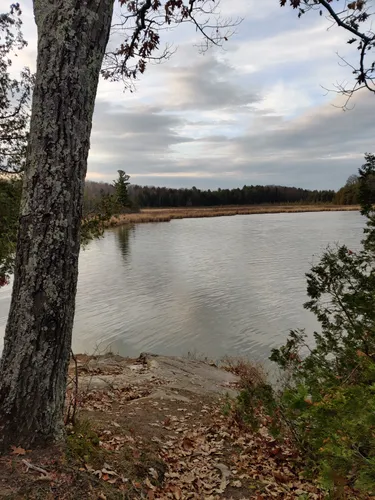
[0, 211, 364, 362]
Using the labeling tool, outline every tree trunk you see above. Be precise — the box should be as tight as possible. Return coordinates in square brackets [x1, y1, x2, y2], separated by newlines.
[0, 0, 114, 451]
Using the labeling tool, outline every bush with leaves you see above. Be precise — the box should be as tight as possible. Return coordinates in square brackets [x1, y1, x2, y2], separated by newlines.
[234, 154, 375, 495]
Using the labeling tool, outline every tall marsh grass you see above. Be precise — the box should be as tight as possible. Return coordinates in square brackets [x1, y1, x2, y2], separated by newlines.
[108, 204, 359, 227]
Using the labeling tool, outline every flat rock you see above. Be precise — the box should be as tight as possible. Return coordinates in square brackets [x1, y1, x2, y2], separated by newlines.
[75, 353, 239, 400]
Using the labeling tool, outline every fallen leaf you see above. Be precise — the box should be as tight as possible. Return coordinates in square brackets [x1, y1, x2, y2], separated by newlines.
[273, 471, 288, 483]
[181, 436, 194, 451]
[145, 477, 155, 490]
[102, 468, 117, 476]
[149, 467, 158, 479]
[232, 479, 242, 487]
[170, 485, 182, 499]
[11, 446, 26, 456]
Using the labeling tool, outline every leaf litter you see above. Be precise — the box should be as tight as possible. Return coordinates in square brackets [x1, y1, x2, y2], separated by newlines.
[0, 355, 369, 499]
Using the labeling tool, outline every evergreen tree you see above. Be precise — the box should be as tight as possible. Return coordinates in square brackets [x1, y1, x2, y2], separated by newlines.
[113, 170, 130, 211]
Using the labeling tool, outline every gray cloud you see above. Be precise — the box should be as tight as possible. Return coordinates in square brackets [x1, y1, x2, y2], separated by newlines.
[19, 0, 373, 191]
[163, 56, 259, 111]
[83, 5, 375, 191]
[88, 86, 372, 190]
[234, 90, 374, 161]
[90, 101, 194, 170]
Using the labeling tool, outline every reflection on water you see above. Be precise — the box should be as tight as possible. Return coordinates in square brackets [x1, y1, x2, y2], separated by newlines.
[116, 225, 134, 264]
[0, 211, 364, 362]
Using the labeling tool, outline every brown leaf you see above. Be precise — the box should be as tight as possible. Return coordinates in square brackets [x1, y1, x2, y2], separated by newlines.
[145, 477, 155, 490]
[170, 485, 182, 499]
[181, 436, 194, 451]
[11, 446, 26, 456]
[270, 447, 282, 456]
[273, 471, 288, 483]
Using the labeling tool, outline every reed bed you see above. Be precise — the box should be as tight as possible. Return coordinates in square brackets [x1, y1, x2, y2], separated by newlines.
[107, 204, 359, 227]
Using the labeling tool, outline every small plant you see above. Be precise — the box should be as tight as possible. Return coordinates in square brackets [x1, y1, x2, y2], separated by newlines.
[66, 419, 101, 464]
[222, 357, 278, 430]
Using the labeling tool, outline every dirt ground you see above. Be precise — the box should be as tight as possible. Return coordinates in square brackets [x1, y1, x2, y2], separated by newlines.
[0, 353, 361, 499]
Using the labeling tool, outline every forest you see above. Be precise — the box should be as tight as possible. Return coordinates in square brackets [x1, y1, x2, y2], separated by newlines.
[84, 179, 337, 209]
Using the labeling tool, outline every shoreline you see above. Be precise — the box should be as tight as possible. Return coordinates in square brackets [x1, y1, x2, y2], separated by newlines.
[0, 353, 326, 498]
[109, 204, 359, 226]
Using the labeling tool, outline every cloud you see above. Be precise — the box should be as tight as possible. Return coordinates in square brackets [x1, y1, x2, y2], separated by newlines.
[11, 0, 375, 190]
[164, 56, 259, 111]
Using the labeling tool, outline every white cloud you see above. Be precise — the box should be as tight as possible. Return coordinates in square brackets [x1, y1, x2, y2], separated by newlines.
[9, 0, 374, 190]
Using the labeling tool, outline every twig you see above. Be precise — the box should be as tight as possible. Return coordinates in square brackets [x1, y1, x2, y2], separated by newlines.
[65, 350, 79, 426]
[22, 459, 49, 476]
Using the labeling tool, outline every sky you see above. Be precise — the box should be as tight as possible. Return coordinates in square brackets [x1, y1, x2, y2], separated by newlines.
[14, 0, 375, 190]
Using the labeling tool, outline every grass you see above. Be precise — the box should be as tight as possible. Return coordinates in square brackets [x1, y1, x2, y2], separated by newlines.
[221, 356, 267, 389]
[108, 204, 359, 226]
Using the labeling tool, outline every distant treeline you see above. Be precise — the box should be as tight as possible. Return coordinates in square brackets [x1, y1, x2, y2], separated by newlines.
[84, 180, 336, 208]
[129, 185, 336, 207]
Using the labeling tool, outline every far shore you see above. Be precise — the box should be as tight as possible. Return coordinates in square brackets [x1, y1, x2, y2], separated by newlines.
[108, 204, 359, 226]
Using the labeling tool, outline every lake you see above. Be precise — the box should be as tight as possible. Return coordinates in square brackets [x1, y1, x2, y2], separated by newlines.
[0, 211, 364, 362]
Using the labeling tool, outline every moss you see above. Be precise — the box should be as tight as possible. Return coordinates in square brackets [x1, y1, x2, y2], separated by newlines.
[66, 419, 101, 464]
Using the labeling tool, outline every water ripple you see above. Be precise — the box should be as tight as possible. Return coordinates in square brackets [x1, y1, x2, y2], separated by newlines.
[0, 211, 364, 362]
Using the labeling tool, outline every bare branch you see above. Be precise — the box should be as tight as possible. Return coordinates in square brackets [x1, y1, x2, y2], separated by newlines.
[281, 0, 375, 108]
[102, 0, 242, 83]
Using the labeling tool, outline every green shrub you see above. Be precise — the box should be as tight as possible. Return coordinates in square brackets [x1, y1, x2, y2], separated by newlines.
[234, 154, 375, 495]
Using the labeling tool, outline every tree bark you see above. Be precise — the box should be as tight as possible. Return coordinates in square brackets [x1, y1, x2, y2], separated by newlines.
[0, 0, 114, 451]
